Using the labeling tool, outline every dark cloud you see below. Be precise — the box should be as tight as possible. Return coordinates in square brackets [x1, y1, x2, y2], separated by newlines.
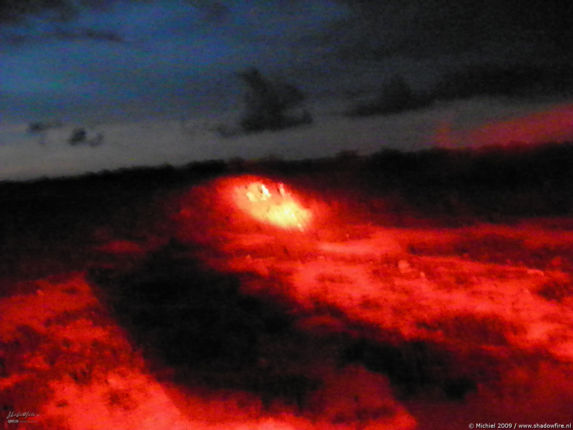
[0, 27, 125, 45]
[432, 62, 573, 100]
[0, 0, 122, 24]
[3, 0, 571, 124]
[330, 0, 573, 62]
[0, 0, 78, 24]
[185, 0, 230, 23]
[54, 27, 125, 43]
[4, 0, 571, 61]
[0, 0, 231, 26]
[0, 0, 128, 46]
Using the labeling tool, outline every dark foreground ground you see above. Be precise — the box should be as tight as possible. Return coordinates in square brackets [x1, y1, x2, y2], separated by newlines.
[1, 142, 572, 429]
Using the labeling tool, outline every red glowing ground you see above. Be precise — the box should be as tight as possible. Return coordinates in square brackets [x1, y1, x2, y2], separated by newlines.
[1, 172, 572, 429]
[232, 179, 312, 231]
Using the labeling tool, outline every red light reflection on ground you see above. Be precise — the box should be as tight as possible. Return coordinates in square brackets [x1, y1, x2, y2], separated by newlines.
[174, 175, 573, 426]
[2, 174, 573, 429]
[174, 175, 323, 249]
[232, 179, 312, 231]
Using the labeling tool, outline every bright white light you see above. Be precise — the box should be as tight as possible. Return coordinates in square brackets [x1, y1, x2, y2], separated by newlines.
[233, 180, 311, 230]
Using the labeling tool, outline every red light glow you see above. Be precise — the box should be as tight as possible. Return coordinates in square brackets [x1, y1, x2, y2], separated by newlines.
[172, 175, 573, 426]
[3, 170, 573, 429]
[232, 180, 312, 231]
[436, 103, 573, 148]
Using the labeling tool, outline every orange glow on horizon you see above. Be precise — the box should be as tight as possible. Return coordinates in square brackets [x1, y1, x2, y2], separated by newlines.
[436, 103, 573, 148]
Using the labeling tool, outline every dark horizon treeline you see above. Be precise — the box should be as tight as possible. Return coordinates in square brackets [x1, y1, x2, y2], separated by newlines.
[1, 140, 571, 214]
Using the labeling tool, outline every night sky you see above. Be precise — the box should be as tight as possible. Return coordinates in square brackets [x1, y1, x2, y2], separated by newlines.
[1, 0, 350, 121]
[1, 0, 572, 178]
[2, 0, 571, 121]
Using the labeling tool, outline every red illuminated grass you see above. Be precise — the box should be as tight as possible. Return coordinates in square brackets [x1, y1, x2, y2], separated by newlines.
[2, 158, 573, 429]
[174, 175, 573, 426]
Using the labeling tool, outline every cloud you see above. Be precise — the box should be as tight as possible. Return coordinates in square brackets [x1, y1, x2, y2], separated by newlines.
[0, 0, 74, 24]
[0, 0, 229, 26]
[329, 0, 573, 62]
[1, 28, 125, 45]
[3, 0, 569, 126]
[0, 0, 127, 46]
[185, 0, 230, 23]
[0, 0, 116, 24]
[53, 27, 125, 43]
[4, 0, 571, 63]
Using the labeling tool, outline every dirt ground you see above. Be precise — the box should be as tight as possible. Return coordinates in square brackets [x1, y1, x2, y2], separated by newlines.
[1, 149, 572, 429]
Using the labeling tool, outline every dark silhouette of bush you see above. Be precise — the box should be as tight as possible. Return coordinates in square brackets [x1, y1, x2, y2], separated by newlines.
[237, 67, 312, 133]
[347, 75, 431, 117]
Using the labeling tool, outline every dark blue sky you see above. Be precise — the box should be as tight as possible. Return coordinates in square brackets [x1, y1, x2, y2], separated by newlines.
[1, 0, 351, 121]
[1, 0, 572, 123]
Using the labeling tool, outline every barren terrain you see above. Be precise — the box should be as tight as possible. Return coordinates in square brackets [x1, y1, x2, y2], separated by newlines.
[1, 144, 572, 429]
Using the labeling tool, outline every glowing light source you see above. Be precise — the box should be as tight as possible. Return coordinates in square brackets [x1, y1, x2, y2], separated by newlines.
[233, 180, 311, 230]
